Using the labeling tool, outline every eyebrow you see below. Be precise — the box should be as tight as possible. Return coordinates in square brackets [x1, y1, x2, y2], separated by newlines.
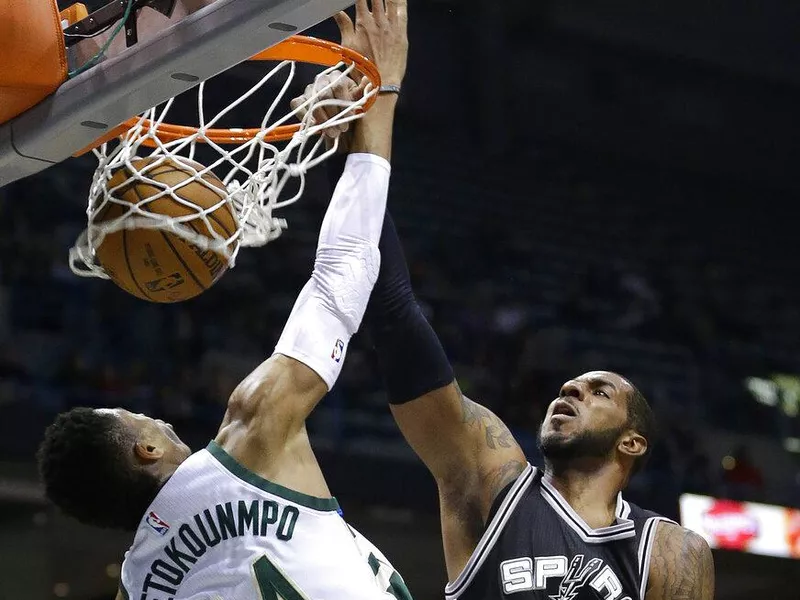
[585, 377, 617, 391]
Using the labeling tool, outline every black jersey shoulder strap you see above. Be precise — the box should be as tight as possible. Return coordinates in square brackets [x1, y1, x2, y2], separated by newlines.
[445, 464, 536, 600]
[485, 478, 515, 524]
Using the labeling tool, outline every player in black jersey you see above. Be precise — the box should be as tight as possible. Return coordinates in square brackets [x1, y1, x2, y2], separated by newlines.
[354, 214, 715, 600]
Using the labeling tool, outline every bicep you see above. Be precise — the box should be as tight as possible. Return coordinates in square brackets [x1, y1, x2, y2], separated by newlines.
[646, 522, 715, 600]
[390, 381, 526, 519]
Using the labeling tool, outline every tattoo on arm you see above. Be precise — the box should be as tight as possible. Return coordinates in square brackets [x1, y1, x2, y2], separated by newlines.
[457, 383, 515, 450]
[485, 458, 527, 500]
[456, 382, 526, 501]
[649, 524, 715, 600]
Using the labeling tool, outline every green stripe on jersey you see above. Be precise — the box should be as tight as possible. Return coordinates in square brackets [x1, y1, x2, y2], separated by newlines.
[387, 571, 413, 600]
[206, 441, 340, 512]
[368, 553, 381, 575]
[368, 552, 414, 600]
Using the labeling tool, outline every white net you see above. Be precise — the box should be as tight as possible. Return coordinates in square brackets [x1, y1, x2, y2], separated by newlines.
[69, 58, 376, 278]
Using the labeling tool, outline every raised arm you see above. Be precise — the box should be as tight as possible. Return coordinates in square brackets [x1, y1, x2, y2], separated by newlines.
[214, 0, 408, 492]
[393, 385, 527, 579]
[362, 215, 526, 579]
[392, 384, 527, 513]
[216, 124, 392, 491]
[646, 521, 715, 600]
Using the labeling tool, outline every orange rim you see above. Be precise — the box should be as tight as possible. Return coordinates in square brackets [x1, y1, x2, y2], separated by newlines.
[75, 36, 380, 155]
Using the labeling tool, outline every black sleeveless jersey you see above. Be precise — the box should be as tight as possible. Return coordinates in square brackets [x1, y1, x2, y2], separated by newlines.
[445, 465, 674, 600]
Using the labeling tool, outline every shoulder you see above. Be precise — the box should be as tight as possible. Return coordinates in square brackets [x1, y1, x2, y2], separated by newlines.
[646, 521, 715, 600]
[652, 521, 711, 557]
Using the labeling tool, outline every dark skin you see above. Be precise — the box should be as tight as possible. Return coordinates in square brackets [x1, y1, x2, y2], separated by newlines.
[390, 370, 715, 600]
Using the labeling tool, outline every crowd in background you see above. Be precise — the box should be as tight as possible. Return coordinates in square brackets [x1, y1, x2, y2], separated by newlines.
[0, 131, 797, 520]
[0, 4, 795, 600]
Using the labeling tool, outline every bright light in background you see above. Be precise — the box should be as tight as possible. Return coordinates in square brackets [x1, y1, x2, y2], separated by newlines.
[680, 493, 800, 559]
[53, 583, 70, 598]
[106, 563, 121, 578]
[721, 455, 736, 470]
[774, 375, 800, 416]
[745, 375, 800, 451]
[745, 374, 800, 415]
[747, 376, 780, 406]
[784, 438, 800, 453]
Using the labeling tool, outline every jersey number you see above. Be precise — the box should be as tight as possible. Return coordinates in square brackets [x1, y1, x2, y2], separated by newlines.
[253, 552, 413, 600]
[253, 555, 308, 600]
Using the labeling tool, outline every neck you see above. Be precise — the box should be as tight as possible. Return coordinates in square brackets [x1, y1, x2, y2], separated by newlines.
[543, 459, 625, 529]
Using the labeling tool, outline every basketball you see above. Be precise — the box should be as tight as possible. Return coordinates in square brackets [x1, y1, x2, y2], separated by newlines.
[94, 157, 237, 303]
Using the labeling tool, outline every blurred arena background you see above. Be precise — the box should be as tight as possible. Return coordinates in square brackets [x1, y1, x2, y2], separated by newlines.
[1, 0, 800, 598]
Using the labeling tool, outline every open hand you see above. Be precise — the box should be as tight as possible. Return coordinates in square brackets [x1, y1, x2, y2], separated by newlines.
[334, 0, 409, 88]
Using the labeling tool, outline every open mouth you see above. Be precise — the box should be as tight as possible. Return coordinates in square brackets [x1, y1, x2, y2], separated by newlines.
[551, 400, 578, 418]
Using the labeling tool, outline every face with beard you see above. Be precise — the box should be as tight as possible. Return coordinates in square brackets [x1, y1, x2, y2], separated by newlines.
[538, 371, 643, 465]
[539, 420, 628, 462]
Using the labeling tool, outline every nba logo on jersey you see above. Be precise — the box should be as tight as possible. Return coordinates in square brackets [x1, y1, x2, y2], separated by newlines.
[331, 339, 345, 362]
[145, 511, 170, 536]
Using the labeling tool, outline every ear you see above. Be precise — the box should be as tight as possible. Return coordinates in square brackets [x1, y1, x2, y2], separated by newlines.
[618, 432, 647, 459]
[134, 440, 165, 463]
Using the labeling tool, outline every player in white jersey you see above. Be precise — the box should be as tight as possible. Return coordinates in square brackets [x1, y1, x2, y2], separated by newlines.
[36, 2, 410, 598]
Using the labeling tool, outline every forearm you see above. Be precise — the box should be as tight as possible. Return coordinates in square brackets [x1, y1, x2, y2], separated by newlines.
[324, 154, 453, 398]
[275, 153, 390, 393]
[348, 95, 398, 161]
[366, 214, 455, 401]
[216, 154, 391, 485]
[217, 0, 406, 478]
[226, 155, 391, 431]
[361, 212, 526, 499]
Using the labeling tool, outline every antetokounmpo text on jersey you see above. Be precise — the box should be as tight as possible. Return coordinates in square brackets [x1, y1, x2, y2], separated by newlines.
[138, 499, 299, 599]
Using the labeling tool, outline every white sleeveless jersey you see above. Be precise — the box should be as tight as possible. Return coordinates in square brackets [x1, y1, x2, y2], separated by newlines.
[120, 442, 412, 600]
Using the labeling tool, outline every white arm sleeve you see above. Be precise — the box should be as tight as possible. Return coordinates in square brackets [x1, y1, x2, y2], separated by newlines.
[274, 153, 390, 389]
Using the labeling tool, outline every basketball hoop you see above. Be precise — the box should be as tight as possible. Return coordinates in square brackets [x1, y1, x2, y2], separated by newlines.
[69, 35, 381, 279]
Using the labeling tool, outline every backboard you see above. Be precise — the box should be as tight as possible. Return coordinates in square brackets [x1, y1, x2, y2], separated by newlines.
[0, 0, 354, 187]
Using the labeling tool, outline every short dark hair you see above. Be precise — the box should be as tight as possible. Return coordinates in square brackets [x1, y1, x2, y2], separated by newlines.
[624, 383, 657, 475]
[37, 408, 161, 530]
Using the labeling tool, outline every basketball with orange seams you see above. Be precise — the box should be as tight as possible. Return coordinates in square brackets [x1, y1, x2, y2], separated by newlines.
[94, 157, 237, 303]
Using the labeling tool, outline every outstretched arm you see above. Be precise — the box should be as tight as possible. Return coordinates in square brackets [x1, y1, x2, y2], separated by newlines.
[362, 215, 526, 580]
[392, 385, 527, 580]
[646, 522, 715, 600]
[216, 119, 392, 493]
[215, 0, 408, 493]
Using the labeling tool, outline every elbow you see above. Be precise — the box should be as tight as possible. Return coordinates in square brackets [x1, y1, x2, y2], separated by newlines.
[227, 374, 275, 426]
[226, 357, 288, 425]
[225, 354, 324, 432]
